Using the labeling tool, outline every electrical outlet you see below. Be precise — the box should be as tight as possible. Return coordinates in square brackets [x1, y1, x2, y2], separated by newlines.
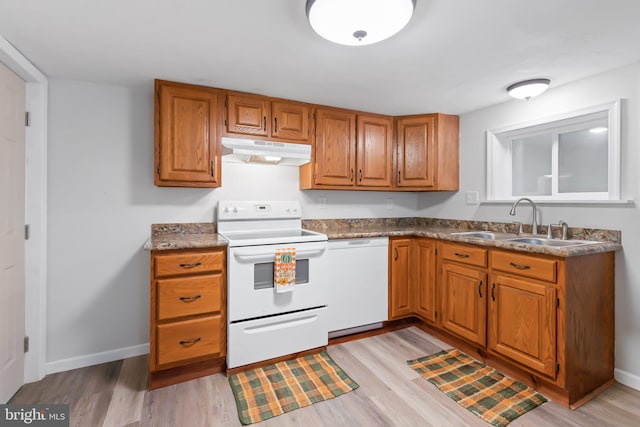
[465, 191, 479, 205]
[319, 197, 326, 209]
[386, 198, 393, 210]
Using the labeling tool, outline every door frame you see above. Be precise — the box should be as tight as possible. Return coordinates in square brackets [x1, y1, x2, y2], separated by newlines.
[0, 36, 48, 383]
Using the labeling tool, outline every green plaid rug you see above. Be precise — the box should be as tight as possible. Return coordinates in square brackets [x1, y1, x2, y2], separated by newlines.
[408, 349, 547, 426]
[228, 351, 359, 425]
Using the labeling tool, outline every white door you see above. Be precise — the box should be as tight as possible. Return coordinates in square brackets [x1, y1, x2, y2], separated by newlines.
[0, 61, 26, 403]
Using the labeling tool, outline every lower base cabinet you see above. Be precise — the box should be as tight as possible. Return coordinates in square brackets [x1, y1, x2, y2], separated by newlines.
[149, 248, 227, 388]
[488, 273, 557, 378]
[389, 237, 615, 408]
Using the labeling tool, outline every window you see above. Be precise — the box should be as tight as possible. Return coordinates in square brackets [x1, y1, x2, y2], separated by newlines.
[487, 101, 620, 201]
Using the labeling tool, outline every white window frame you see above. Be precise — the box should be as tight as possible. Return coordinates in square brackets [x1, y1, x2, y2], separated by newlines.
[486, 100, 621, 201]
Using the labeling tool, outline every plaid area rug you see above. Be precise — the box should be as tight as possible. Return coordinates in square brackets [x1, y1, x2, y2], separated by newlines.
[228, 351, 359, 425]
[408, 349, 547, 427]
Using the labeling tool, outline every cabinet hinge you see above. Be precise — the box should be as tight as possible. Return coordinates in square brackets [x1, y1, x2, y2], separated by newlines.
[556, 298, 560, 308]
[25, 111, 31, 127]
[313, 112, 317, 120]
[157, 165, 160, 175]
[556, 363, 560, 374]
[24, 336, 29, 353]
[225, 97, 228, 107]
[224, 118, 228, 126]
[435, 248, 438, 255]
[156, 91, 160, 101]
[25, 224, 30, 240]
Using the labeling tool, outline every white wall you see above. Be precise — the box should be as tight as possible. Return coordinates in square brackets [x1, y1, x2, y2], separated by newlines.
[418, 63, 640, 389]
[45, 79, 418, 371]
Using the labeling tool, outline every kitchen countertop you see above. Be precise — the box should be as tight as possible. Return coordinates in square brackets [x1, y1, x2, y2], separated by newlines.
[144, 218, 622, 257]
[302, 218, 622, 258]
[143, 223, 227, 251]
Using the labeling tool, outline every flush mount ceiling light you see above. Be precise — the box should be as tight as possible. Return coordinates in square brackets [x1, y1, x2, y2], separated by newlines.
[507, 78, 551, 100]
[306, 0, 416, 46]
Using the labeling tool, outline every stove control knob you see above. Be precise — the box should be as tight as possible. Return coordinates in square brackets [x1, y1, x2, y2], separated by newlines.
[232, 206, 238, 213]
[223, 206, 229, 214]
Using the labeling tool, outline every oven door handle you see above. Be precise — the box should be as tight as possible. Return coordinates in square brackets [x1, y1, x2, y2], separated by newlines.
[233, 246, 327, 262]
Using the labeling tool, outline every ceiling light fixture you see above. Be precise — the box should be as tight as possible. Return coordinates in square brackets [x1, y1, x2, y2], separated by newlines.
[506, 78, 551, 100]
[306, 0, 416, 46]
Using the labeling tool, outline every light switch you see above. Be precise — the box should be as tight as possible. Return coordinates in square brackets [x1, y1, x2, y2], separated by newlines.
[465, 191, 479, 205]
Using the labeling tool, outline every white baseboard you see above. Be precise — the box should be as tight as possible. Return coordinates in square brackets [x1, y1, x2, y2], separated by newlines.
[615, 368, 640, 391]
[44, 343, 150, 376]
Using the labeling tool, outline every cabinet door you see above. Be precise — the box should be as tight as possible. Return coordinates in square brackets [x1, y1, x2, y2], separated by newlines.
[357, 114, 393, 188]
[226, 94, 269, 137]
[389, 238, 413, 319]
[272, 101, 310, 142]
[415, 239, 436, 323]
[314, 108, 356, 186]
[488, 274, 557, 378]
[440, 261, 487, 346]
[156, 82, 221, 187]
[396, 115, 435, 187]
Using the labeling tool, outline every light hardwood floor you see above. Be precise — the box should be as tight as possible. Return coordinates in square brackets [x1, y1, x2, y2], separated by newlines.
[10, 327, 640, 426]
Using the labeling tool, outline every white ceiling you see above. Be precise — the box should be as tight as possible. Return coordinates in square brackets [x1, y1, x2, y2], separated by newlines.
[1, 0, 640, 115]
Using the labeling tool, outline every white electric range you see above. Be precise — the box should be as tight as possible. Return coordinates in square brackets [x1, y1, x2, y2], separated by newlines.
[217, 200, 329, 369]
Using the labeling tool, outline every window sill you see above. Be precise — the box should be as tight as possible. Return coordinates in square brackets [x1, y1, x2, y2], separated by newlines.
[480, 199, 635, 206]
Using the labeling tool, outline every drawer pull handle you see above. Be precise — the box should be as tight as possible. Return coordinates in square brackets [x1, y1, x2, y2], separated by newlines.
[492, 283, 496, 301]
[179, 262, 202, 269]
[179, 295, 202, 303]
[509, 262, 531, 270]
[478, 280, 483, 298]
[454, 252, 470, 258]
[394, 247, 398, 260]
[179, 337, 201, 346]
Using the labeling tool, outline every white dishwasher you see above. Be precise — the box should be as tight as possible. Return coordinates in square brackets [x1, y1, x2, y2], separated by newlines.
[327, 237, 389, 337]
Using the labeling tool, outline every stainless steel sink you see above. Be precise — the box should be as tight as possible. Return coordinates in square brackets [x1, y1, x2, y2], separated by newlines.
[506, 237, 599, 247]
[451, 231, 501, 240]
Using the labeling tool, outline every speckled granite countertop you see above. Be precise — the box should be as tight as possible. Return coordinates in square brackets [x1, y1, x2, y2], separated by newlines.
[144, 218, 622, 257]
[143, 223, 227, 251]
[302, 218, 622, 258]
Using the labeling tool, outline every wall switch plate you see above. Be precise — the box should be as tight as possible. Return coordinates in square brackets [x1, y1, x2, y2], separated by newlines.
[465, 191, 479, 205]
[386, 198, 393, 210]
[319, 197, 326, 209]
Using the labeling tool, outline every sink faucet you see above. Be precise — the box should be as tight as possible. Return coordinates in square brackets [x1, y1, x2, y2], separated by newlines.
[509, 197, 538, 234]
[547, 220, 569, 240]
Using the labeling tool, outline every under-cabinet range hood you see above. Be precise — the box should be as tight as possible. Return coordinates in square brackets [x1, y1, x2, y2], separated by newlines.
[221, 137, 311, 166]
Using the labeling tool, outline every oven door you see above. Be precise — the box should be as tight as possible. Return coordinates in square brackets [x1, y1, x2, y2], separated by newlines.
[227, 241, 328, 322]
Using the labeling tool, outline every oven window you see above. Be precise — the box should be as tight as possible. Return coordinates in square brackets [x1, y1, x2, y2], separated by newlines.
[254, 259, 310, 290]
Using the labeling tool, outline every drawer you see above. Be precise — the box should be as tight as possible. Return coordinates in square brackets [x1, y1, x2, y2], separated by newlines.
[155, 250, 224, 278]
[491, 251, 557, 283]
[157, 316, 222, 366]
[441, 243, 488, 268]
[157, 275, 222, 321]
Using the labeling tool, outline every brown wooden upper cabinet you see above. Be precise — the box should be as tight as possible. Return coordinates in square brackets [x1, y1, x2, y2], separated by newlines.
[300, 109, 393, 189]
[225, 93, 310, 143]
[395, 113, 459, 191]
[154, 80, 223, 188]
